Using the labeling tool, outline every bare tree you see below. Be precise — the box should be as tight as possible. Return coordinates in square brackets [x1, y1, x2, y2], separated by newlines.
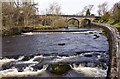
[76, 5, 94, 16]
[46, 2, 61, 15]
[45, 2, 63, 26]
[98, 2, 108, 16]
[2, 1, 38, 27]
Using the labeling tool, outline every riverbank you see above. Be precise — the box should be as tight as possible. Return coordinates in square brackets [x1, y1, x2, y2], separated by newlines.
[93, 20, 120, 34]
[96, 21, 120, 28]
[2, 24, 66, 36]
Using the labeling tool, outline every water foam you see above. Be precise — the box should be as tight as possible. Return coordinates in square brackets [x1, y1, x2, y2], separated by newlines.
[21, 30, 98, 35]
[70, 64, 107, 77]
[0, 64, 48, 78]
[0, 54, 108, 78]
[52, 55, 77, 62]
[0, 58, 15, 65]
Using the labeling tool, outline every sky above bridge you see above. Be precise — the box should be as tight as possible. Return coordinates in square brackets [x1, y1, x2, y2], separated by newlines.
[36, 0, 120, 15]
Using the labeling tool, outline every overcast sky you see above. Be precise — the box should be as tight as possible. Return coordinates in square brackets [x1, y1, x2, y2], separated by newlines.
[35, 0, 120, 15]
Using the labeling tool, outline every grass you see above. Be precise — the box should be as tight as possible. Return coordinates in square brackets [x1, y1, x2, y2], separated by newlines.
[113, 23, 120, 27]
[95, 20, 120, 28]
[105, 21, 115, 25]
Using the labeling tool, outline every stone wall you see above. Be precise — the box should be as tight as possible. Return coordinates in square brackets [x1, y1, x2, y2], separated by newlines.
[91, 23, 120, 79]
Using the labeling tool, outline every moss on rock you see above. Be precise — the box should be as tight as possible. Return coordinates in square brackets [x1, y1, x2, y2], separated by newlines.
[47, 64, 71, 74]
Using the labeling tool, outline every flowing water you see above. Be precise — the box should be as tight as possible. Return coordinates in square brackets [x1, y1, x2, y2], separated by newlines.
[1, 27, 109, 78]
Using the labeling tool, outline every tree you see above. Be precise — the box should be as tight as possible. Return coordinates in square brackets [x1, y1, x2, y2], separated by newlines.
[101, 12, 110, 22]
[2, 1, 38, 27]
[91, 14, 95, 16]
[112, 2, 120, 22]
[76, 5, 93, 16]
[45, 2, 63, 26]
[22, 2, 38, 26]
[46, 2, 61, 15]
[86, 9, 90, 16]
[2, 2, 16, 27]
[98, 2, 108, 16]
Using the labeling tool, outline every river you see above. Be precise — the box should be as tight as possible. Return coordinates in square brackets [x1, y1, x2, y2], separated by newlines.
[0, 27, 109, 78]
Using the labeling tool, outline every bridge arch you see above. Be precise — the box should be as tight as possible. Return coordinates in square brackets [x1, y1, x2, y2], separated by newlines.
[66, 18, 80, 28]
[81, 19, 91, 27]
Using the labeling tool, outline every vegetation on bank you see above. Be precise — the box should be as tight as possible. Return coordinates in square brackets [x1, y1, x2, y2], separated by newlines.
[2, 24, 66, 36]
[93, 20, 120, 28]
[2, 2, 66, 36]
[93, 2, 120, 28]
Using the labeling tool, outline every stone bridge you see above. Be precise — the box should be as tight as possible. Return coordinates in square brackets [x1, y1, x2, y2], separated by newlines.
[45, 14, 101, 27]
[38, 14, 101, 27]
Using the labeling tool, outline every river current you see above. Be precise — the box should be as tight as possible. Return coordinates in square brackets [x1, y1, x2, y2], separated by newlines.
[1, 28, 109, 78]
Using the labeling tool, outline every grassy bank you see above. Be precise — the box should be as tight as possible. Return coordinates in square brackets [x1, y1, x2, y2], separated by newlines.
[97, 21, 120, 27]
[2, 24, 66, 36]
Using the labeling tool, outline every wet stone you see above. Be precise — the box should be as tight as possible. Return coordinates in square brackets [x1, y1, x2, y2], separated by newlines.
[46, 64, 71, 74]
[2, 61, 16, 70]
[80, 62, 97, 67]
[33, 58, 43, 61]
[93, 34, 100, 39]
[58, 43, 65, 46]
[86, 62, 97, 67]
[97, 63, 107, 70]
[99, 58, 107, 63]
[51, 53, 58, 56]
[99, 33, 103, 34]
[75, 51, 86, 54]
[3, 55, 20, 59]
[84, 54, 93, 57]
[21, 55, 34, 61]
[43, 54, 51, 56]
[14, 64, 30, 72]
[92, 53, 101, 56]
[32, 63, 44, 71]
[38, 58, 48, 63]
[80, 62, 88, 67]
[79, 62, 107, 70]
[89, 32, 94, 34]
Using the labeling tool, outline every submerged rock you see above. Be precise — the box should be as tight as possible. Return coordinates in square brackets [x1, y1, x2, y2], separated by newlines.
[99, 31, 106, 36]
[21, 54, 34, 61]
[2, 61, 16, 70]
[98, 58, 107, 63]
[32, 63, 44, 71]
[47, 64, 71, 74]
[93, 34, 100, 39]
[89, 32, 94, 34]
[84, 54, 93, 57]
[58, 43, 65, 46]
[33, 58, 43, 62]
[14, 64, 30, 72]
[3, 55, 20, 59]
[75, 51, 86, 54]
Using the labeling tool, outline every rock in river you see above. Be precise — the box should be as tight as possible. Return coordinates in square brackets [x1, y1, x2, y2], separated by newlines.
[46, 64, 71, 74]
[58, 43, 65, 46]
